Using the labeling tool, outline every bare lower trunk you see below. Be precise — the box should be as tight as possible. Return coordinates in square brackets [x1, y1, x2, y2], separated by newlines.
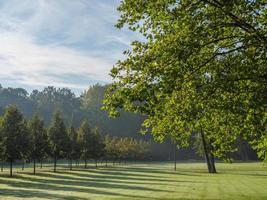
[174, 143, 177, 171]
[105, 159, 108, 167]
[40, 160, 43, 169]
[70, 158, 72, 170]
[1, 160, 3, 172]
[22, 160, 24, 170]
[33, 159, 36, 175]
[95, 159, 97, 168]
[200, 130, 216, 173]
[54, 155, 57, 172]
[210, 146, 217, 173]
[84, 158, 87, 168]
[10, 159, 13, 177]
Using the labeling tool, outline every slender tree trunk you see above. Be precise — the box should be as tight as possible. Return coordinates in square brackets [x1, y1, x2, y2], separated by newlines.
[174, 143, 177, 171]
[105, 159, 108, 167]
[113, 159, 115, 166]
[22, 160, 24, 171]
[54, 155, 57, 172]
[40, 160, 43, 169]
[10, 159, 13, 177]
[70, 157, 72, 170]
[1, 160, 3, 172]
[95, 159, 97, 168]
[200, 130, 212, 173]
[33, 159, 36, 175]
[84, 158, 87, 168]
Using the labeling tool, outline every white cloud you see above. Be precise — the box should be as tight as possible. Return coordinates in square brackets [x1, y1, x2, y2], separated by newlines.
[0, 0, 141, 92]
[0, 31, 111, 90]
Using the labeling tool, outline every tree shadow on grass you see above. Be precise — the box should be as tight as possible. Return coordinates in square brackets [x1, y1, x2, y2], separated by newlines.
[0, 178, 156, 200]
[13, 174, 172, 192]
[0, 170, 175, 200]
[106, 166, 201, 177]
[22, 168, 184, 184]
[30, 172, 173, 186]
[0, 165, 205, 199]
[0, 188, 87, 200]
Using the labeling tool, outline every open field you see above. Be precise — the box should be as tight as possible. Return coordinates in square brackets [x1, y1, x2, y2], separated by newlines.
[0, 162, 266, 200]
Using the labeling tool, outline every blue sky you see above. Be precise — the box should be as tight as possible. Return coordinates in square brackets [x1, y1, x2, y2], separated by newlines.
[0, 0, 139, 94]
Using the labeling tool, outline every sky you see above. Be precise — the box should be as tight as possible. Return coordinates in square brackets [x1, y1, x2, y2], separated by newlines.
[0, 0, 139, 94]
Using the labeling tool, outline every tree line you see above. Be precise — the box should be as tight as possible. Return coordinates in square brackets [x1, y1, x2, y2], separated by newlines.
[0, 84, 258, 163]
[0, 105, 151, 176]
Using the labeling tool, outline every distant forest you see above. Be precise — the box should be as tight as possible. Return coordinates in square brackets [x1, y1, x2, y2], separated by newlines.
[0, 84, 257, 161]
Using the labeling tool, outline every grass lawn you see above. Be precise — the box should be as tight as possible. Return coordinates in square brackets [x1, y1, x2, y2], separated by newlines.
[0, 162, 266, 200]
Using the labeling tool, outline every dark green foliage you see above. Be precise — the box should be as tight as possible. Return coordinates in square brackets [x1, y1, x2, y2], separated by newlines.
[0, 105, 29, 176]
[90, 127, 105, 166]
[28, 114, 49, 174]
[77, 121, 92, 168]
[67, 124, 80, 170]
[48, 111, 69, 172]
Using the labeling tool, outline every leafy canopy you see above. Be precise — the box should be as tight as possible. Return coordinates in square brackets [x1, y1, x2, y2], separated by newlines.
[103, 0, 267, 159]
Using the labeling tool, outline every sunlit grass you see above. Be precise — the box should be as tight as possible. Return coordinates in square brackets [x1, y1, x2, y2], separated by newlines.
[0, 162, 266, 199]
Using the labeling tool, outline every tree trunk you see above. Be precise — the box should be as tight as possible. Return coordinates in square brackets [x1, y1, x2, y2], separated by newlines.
[10, 159, 13, 177]
[113, 159, 115, 166]
[105, 159, 108, 167]
[174, 143, 177, 171]
[70, 158, 72, 170]
[200, 130, 212, 173]
[95, 159, 97, 168]
[22, 160, 24, 171]
[209, 145, 217, 173]
[84, 158, 87, 168]
[33, 159, 36, 175]
[40, 160, 43, 169]
[1, 160, 3, 172]
[54, 155, 57, 172]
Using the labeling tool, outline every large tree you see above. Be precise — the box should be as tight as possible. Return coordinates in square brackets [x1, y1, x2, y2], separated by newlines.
[67, 124, 80, 170]
[90, 127, 105, 168]
[77, 121, 93, 168]
[48, 111, 69, 172]
[29, 114, 49, 175]
[103, 0, 267, 172]
[0, 105, 29, 176]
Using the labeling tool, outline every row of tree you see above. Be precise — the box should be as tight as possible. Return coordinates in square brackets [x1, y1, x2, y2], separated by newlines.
[0, 84, 258, 162]
[0, 105, 151, 176]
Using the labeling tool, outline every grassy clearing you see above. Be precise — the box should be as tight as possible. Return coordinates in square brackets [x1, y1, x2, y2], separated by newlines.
[0, 162, 266, 200]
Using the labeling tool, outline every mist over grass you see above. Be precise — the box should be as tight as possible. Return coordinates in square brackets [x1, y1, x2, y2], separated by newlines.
[0, 162, 266, 199]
